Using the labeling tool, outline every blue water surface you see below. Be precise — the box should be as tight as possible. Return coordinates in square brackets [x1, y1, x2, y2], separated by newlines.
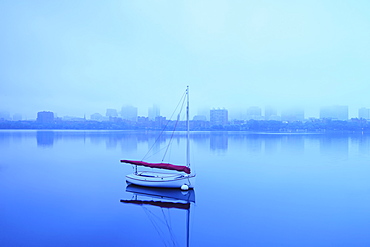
[1, 130, 370, 247]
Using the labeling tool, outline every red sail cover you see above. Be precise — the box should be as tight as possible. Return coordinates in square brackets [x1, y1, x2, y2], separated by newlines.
[120, 199, 190, 210]
[120, 160, 191, 174]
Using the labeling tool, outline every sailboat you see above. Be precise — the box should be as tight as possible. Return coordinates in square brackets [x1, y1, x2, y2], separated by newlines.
[121, 184, 195, 247]
[121, 86, 195, 190]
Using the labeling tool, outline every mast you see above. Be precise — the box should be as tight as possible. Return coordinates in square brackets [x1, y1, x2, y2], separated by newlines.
[185, 86, 191, 247]
[186, 86, 190, 168]
[186, 205, 190, 247]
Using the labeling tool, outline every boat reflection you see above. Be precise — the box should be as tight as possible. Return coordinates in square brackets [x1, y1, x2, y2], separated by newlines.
[124, 184, 195, 203]
[121, 185, 195, 247]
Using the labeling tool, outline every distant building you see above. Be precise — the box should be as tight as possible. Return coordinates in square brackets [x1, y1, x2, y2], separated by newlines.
[265, 106, 277, 120]
[12, 113, 22, 121]
[37, 111, 54, 123]
[281, 108, 304, 122]
[62, 116, 86, 121]
[121, 105, 138, 122]
[148, 104, 160, 121]
[106, 109, 118, 117]
[358, 107, 370, 119]
[0, 111, 11, 121]
[197, 108, 211, 121]
[137, 116, 149, 123]
[90, 113, 104, 121]
[320, 106, 348, 120]
[193, 115, 207, 121]
[155, 116, 166, 128]
[246, 106, 262, 120]
[210, 108, 228, 126]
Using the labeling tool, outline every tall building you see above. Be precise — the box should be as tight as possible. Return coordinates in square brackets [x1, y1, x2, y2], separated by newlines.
[246, 106, 262, 120]
[121, 105, 138, 121]
[106, 109, 118, 117]
[265, 106, 277, 120]
[320, 106, 348, 120]
[281, 108, 304, 122]
[37, 111, 54, 123]
[148, 104, 160, 121]
[210, 108, 228, 126]
[359, 107, 370, 119]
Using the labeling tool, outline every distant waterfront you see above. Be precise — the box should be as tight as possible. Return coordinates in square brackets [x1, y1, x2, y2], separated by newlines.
[1, 118, 370, 132]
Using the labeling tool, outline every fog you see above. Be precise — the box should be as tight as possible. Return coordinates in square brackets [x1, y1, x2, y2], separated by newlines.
[1, 1, 370, 119]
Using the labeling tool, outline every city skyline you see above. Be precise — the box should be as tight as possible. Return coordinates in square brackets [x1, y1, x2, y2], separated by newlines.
[2, 104, 370, 122]
[2, 100, 370, 121]
[1, 1, 370, 121]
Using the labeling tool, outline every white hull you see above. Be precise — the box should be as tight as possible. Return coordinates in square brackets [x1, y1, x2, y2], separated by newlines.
[126, 171, 195, 189]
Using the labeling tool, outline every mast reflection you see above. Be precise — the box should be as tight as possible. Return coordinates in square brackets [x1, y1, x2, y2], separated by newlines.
[121, 185, 195, 247]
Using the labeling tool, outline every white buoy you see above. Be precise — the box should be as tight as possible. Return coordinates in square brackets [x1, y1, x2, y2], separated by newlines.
[181, 184, 189, 191]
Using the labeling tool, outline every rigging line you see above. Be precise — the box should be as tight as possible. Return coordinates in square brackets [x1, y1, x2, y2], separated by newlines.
[143, 207, 170, 247]
[166, 208, 178, 247]
[143, 205, 171, 226]
[146, 208, 178, 247]
[162, 95, 186, 162]
[142, 89, 187, 161]
[142, 144, 168, 161]
[162, 116, 179, 162]
[161, 208, 177, 246]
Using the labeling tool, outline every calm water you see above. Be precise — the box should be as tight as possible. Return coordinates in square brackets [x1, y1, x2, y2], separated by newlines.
[1, 130, 370, 247]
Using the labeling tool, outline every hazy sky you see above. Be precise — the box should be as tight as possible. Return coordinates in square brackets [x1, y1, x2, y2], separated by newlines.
[1, 0, 370, 119]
